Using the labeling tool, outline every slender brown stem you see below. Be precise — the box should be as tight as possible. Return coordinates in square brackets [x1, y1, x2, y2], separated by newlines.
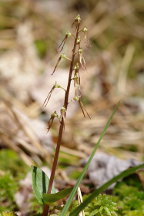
[63, 24, 80, 111]
[42, 22, 80, 216]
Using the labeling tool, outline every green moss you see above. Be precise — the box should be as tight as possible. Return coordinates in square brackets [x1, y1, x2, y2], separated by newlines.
[123, 174, 143, 189]
[0, 149, 29, 179]
[29, 178, 144, 216]
[29, 196, 43, 215]
[0, 212, 17, 216]
[113, 177, 144, 216]
[0, 174, 17, 211]
[84, 194, 118, 216]
[0, 149, 29, 212]
[51, 194, 118, 216]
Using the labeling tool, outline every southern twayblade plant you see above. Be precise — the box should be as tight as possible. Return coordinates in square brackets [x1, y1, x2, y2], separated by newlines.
[32, 14, 91, 216]
[42, 15, 91, 216]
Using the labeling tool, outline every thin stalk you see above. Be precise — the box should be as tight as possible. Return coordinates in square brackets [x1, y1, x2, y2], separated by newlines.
[42, 22, 80, 216]
[64, 23, 80, 111]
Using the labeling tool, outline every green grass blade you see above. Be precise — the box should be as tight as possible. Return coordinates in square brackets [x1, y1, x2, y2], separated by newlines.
[43, 187, 73, 204]
[60, 103, 119, 216]
[70, 163, 144, 216]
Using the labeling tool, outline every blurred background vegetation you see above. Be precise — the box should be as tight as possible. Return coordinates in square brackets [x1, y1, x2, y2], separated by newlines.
[0, 0, 144, 214]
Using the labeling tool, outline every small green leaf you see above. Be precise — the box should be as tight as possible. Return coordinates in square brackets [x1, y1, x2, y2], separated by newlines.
[43, 188, 73, 204]
[70, 163, 144, 216]
[32, 166, 56, 204]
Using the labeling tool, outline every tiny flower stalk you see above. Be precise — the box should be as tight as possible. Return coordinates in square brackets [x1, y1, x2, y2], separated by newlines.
[47, 111, 59, 132]
[43, 82, 66, 107]
[42, 15, 89, 216]
[78, 48, 86, 70]
[58, 32, 72, 52]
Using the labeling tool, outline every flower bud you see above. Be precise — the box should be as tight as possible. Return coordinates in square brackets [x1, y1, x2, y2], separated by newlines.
[66, 32, 72, 37]
[54, 84, 61, 88]
[78, 48, 83, 54]
[61, 106, 66, 113]
[52, 111, 58, 118]
[75, 14, 81, 23]
[83, 27, 88, 32]
[74, 63, 80, 70]
[76, 36, 81, 44]
[73, 96, 80, 101]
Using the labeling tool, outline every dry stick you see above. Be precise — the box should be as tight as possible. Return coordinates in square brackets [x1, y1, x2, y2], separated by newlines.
[42, 22, 80, 216]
